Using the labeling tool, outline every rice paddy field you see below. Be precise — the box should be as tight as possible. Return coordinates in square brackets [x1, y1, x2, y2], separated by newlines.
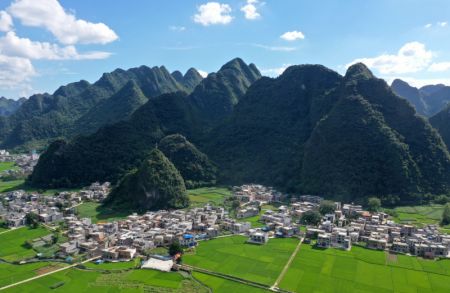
[3, 267, 209, 293]
[183, 235, 299, 285]
[193, 272, 269, 293]
[188, 187, 231, 207]
[279, 244, 450, 293]
[0, 262, 66, 288]
[0, 227, 50, 262]
[75, 202, 129, 223]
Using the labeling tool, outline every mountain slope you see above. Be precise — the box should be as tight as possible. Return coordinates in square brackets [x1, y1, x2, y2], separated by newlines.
[159, 134, 216, 188]
[206, 63, 450, 201]
[391, 79, 450, 117]
[0, 65, 191, 149]
[0, 97, 26, 117]
[189, 58, 261, 122]
[430, 105, 450, 150]
[106, 149, 188, 211]
[29, 58, 260, 188]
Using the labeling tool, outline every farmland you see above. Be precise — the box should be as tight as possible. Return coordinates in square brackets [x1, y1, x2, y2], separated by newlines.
[183, 235, 298, 285]
[188, 187, 231, 207]
[0, 262, 66, 288]
[279, 244, 450, 293]
[3, 267, 209, 292]
[75, 202, 129, 223]
[193, 272, 269, 293]
[0, 226, 51, 262]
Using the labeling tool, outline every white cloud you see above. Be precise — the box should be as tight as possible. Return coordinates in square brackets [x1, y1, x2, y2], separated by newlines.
[8, 0, 118, 45]
[428, 62, 450, 72]
[347, 42, 433, 74]
[197, 70, 208, 77]
[0, 31, 111, 60]
[261, 64, 291, 77]
[194, 2, 233, 26]
[241, 0, 260, 20]
[253, 43, 297, 52]
[280, 30, 305, 41]
[0, 54, 35, 89]
[169, 25, 186, 32]
[438, 21, 448, 27]
[0, 11, 13, 32]
[424, 23, 432, 28]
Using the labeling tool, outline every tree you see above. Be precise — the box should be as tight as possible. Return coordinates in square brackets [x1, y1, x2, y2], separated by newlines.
[367, 197, 381, 212]
[319, 200, 335, 215]
[169, 241, 183, 257]
[441, 203, 450, 226]
[300, 210, 322, 226]
[25, 212, 39, 229]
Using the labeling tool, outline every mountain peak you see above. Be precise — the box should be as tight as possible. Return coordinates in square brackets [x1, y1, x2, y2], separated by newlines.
[345, 63, 374, 80]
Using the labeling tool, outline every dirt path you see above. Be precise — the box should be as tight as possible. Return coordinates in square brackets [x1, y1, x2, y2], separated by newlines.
[0, 256, 100, 291]
[271, 237, 303, 290]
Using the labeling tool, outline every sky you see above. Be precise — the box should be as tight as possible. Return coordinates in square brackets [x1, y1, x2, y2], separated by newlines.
[0, 0, 450, 99]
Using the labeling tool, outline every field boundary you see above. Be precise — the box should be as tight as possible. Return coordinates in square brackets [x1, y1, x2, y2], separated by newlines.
[0, 256, 100, 291]
[271, 238, 303, 290]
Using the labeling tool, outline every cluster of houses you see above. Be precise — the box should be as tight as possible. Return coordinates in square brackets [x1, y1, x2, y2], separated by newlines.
[0, 150, 39, 179]
[58, 204, 234, 261]
[297, 199, 450, 259]
[0, 182, 111, 228]
[233, 184, 286, 203]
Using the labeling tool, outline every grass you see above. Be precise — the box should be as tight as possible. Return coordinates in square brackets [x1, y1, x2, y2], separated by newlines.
[279, 244, 450, 293]
[76, 202, 129, 223]
[193, 272, 269, 293]
[183, 235, 298, 285]
[390, 204, 450, 233]
[83, 258, 140, 270]
[0, 179, 25, 193]
[0, 162, 17, 172]
[4, 268, 208, 292]
[0, 262, 67, 288]
[237, 205, 278, 228]
[188, 187, 231, 207]
[0, 226, 50, 262]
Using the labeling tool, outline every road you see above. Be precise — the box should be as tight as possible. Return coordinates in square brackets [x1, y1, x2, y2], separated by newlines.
[0, 256, 100, 291]
[271, 237, 304, 291]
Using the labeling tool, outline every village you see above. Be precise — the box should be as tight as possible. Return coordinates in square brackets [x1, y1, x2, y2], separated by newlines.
[1, 182, 449, 275]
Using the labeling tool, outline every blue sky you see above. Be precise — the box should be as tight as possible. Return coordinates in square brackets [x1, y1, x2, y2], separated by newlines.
[0, 0, 449, 98]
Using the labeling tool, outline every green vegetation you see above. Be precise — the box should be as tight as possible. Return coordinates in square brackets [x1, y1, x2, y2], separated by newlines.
[0, 262, 66, 287]
[0, 65, 198, 150]
[159, 134, 217, 188]
[29, 59, 260, 188]
[25, 212, 39, 229]
[367, 197, 381, 212]
[183, 235, 298, 285]
[0, 97, 25, 117]
[83, 259, 140, 270]
[75, 202, 128, 223]
[319, 200, 336, 215]
[0, 226, 50, 262]
[107, 149, 189, 211]
[442, 204, 450, 226]
[279, 244, 450, 293]
[391, 204, 448, 226]
[4, 268, 208, 292]
[0, 179, 25, 193]
[300, 210, 322, 225]
[0, 162, 17, 172]
[188, 187, 231, 207]
[193, 272, 269, 293]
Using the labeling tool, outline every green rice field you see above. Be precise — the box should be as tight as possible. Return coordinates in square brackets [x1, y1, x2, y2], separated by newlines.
[188, 187, 231, 207]
[193, 272, 269, 292]
[279, 244, 450, 293]
[75, 202, 129, 223]
[183, 235, 299, 285]
[0, 262, 66, 288]
[0, 227, 50, 262]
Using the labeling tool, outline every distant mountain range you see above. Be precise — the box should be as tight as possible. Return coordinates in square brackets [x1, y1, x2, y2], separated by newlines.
[0, 97, 26, 117]
[0, 65, 203, 150]
[29, 59, 450, 205]
[391, 79, 450, 117]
